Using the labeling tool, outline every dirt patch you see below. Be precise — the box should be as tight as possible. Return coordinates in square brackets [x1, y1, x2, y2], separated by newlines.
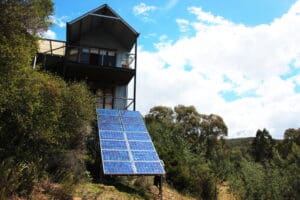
[217, 183, 239, 200]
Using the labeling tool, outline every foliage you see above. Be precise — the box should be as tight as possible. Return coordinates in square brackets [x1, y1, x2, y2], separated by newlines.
[0, 0, 53, 34]
[0, 0, 96, 198]
[284, 128, 300, 145]
[0, 0, 53, 74]
[146, 106, 300, 199]
[145, 105, 227, 199]
[0, 70, 95, 197]
[1, 0, 299, 199]
[251, 129, 274, 163]
[0, 158, 38, 198]
[228, 160, 265, 200]
[226, 128, 300, 199]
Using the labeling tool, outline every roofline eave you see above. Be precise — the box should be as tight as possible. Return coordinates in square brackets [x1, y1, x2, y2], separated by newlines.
[67, 4, 139, 37]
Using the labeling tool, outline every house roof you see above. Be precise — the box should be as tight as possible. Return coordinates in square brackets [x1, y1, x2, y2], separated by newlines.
[67, 4, 139, 51]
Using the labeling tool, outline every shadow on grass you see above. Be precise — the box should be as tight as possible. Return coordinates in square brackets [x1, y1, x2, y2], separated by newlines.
[102, 178, 152, 200]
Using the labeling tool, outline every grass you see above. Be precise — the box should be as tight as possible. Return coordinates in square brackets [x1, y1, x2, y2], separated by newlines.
[27, 179, 200, 200]
[72, 182, 148, 200]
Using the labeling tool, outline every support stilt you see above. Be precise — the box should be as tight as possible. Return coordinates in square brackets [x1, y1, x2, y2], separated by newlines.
[159, 176, 163, 200]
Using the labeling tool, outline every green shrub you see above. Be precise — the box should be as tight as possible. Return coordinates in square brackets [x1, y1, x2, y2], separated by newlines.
[0, 70, 95, 197]
[0, 158, 38, 198]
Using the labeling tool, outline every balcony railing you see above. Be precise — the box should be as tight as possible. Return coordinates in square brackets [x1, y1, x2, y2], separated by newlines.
[37, 39, 135, 69]
[97, 95, 134, 110]
[38, 39, 66, 56]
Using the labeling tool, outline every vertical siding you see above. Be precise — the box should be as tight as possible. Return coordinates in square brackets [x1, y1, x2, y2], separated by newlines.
[114, 85, 128, 109]
[80, 29, 126, 51]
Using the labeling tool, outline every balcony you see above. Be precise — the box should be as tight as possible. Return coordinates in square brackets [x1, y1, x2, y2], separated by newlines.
[37, 39, 136, 84]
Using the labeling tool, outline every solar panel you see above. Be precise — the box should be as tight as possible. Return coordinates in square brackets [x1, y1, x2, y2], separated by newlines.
[100, 131, 124, 140]
[102, 150, 130, 161]
[119, 110, 140, 117]
[122, 117, 144, 124]
[129, 141, 155, 151]
[97, 108, 165, 175]
[97, 109, 119, 116]
[101, 140, 127, 150]
[132, 151, 159, 161]
[99, 123, 123, 131]
[98, 115, 120, 124]
[123, 124, 147, 132]
[126, 132, 150, 141]
[135, 162, 165, 174]
[103, 162, 134, 174]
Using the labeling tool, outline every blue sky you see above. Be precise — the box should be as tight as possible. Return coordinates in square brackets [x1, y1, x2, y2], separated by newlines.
[50, 0, 296, 50]
[47, 0, 300, 138]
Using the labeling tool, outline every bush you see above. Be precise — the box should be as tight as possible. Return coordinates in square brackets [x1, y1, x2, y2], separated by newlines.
[0, 70, 95, 197]
[0, 0, 97, 197]
[0, 158, 38, 198]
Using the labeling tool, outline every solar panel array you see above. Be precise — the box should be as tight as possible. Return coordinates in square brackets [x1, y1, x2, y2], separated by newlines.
[96, 108, 165, 175]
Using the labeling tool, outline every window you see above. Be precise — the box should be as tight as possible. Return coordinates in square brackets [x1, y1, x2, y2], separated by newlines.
[79, 48, 89, 64]
[107, 51, 116, 67]
[96, 88, 114, 109]
[67, 47, 117, 67]
[99, 49, 107, 66]
[89, 48, 99, 65]
[67, 48, 79, 62]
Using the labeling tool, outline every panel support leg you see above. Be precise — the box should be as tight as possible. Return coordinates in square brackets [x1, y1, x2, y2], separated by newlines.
[159, 176, 163, 200]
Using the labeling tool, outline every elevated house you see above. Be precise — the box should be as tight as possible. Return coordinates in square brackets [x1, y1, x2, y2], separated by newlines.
[36, 4, 139, 110]
[36, 5, 165, 199]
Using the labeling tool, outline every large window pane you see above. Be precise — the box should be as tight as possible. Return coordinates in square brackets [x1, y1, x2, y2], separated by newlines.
[90, 48, 99, 65]
[79, 48, 89, 64]
[107, 51, 116, 67]
[99, 49, 107, 66]
[67, 48, 78, 62]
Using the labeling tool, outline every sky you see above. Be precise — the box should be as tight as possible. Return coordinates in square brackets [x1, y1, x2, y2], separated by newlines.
[46, 0, 300, 139]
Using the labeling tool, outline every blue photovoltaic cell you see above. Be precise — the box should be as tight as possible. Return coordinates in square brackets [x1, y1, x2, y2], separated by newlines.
[126, 132, 150, 141]
[101, 140, 127, 150]
[99, 123, 123, 131]
[96, 108, 165, 175]
[121, 117, 144, 124]
[103, 162, 134, 174]
[129, 141, 154, 151]
[98, 115, 120, 124]
[120, 110, 141, 117]
[132, 151, 159, 161]
[135, 162, 165, 174]
[102, 150, 130, 161]
[97, 109, 119, 116]
[100, 131, 124, 140]
[123, 124, 147, 132]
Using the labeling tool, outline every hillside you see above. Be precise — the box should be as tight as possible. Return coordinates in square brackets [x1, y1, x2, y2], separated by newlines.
[225, 137, 282, 148]
[225, 137, 254, 148]
[18, 181, 240, 200]
[22, 181, 196, 200]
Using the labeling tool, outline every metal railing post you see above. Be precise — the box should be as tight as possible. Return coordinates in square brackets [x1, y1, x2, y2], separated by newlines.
[133, 39, 137, 111]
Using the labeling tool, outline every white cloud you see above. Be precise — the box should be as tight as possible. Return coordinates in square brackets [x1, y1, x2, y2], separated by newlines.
[136, 2, 300, 139]
[176, 19, 190, 32]
[188, 6, 229, 25]
[41, 30, 56, 39]
[50, 15, 67, 28]
[133, 3, 156, 16]
[294, 75, 300, 84]
[154, 35, 173, 50]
